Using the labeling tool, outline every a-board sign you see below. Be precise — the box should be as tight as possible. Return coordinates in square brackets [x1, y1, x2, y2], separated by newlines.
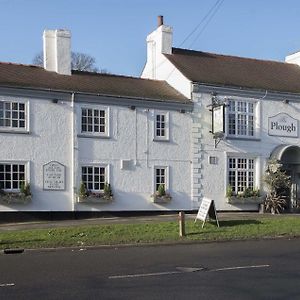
[43, 161, 65, 190]
[195, 197, 219, 228]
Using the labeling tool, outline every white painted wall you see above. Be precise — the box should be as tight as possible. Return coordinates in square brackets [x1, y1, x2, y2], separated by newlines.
[75, 104, 192, 211]
[194, 89, 300, 210]
[0, 94, 192, 211]
[0, 95, 73, 211]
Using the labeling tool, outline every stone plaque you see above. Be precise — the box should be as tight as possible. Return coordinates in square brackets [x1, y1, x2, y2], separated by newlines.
[43, 161, 65, 190]
[268, 113, 298, 137]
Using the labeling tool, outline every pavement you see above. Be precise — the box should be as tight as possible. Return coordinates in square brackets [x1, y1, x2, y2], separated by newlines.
[0, 211, 296, 231]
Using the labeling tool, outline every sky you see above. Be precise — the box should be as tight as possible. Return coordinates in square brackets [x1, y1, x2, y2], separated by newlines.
[2, 0, 300, 77]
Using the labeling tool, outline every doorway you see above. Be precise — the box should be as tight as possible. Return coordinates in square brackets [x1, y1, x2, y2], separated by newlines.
[271, 145, 300, 211]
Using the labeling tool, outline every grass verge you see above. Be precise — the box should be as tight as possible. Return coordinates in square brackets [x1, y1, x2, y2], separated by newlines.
[1, 217, 300, 250]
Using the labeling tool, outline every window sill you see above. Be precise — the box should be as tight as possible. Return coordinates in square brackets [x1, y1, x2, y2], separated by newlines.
[153, 138, 170, 143]
[226, 136, 261, 142]
[0, 129, 30, 134]
[77, 134, 110, 139]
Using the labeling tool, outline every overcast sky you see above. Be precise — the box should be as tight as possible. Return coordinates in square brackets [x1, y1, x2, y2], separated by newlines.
[1, 0, 300, 76]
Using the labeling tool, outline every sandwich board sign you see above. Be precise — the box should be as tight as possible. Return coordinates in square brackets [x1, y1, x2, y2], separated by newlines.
[195, 197, 219, 228]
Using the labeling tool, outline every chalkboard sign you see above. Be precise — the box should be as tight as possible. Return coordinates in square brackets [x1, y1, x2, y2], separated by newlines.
[195, 197, 219, 228]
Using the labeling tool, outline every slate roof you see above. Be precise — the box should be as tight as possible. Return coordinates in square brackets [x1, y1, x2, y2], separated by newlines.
[165, 48, 300, 94]
[0, 62, 189, 103]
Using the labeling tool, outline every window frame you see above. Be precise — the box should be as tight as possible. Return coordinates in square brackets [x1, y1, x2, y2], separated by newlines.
[0, 100, 29, 133]
[226, 98, 259, 139]
[80, 163, 109, 193]
[225, 153, 260, 196]
[153, 111, 169, 141]
[80, 105, 110, 138]
[153, 166, 169, 193]
[0, 161, 29, 192]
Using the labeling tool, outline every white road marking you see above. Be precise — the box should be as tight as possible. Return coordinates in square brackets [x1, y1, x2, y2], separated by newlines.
[0, 283, 15, 287]
[109, 264, 270, 280]
[109, 267, 204, 279]
[109, 271, 181, 279]
[210, 264, 270, 272]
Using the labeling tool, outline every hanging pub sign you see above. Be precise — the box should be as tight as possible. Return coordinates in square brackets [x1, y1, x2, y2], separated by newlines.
[43, 161, 66, 190]
[212, 104, 225, 135]
[268, 113, 298, 137]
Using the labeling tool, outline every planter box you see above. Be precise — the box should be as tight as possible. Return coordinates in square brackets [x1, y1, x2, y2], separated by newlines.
[151, 194, 172, 204]
[77, 195, 113, 204]
[0, 193, 32, 205]
[227, 196, 264, 205]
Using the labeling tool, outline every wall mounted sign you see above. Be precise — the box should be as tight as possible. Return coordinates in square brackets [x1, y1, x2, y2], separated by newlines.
[268, 113, 298, 137]
[43, 161, 65, 190]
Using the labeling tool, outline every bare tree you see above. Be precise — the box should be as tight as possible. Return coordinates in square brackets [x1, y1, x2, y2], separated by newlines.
[32, 51, 103, 72]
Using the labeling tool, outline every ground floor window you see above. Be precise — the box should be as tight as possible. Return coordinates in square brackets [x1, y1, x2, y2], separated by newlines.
[228, 157, 254, 193]
[154, 166, 168, 191]
[81, 165, 106, 192]
[0, 163, 25, 191]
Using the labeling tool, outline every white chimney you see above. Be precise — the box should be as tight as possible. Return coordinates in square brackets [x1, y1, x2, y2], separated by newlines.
[142, 16, 173, 79]
[285, 51, 300, 66]
[43, 29, 71, 75]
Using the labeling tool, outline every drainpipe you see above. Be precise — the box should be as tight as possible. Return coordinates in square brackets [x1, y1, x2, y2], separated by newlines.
[71, 92, 76, 212]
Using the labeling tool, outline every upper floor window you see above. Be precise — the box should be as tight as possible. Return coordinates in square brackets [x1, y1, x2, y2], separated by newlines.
[0, 163, 26, 191]
[154, 112, 169, 141]
[227, 100, 255, 137]
[81, 107, 108, 136]
[0, 101, 26, 130]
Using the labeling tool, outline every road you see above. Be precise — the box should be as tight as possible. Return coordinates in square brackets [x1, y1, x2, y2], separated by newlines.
[1, 238, 300, 299]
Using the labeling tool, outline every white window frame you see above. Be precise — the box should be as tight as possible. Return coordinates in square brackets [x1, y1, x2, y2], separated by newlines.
[153, 111, 169, 141]
[0, 100, 29, 133]
[80, 163, 109, 193]
[0, 161, 30, 192]
[153, 166, 169, 193]
[225, 153, 260, 195]
[226, 98, 259, 139]
[80, 105, 110, 137]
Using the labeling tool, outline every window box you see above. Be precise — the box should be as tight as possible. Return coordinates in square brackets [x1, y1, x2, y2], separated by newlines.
[227, 196, 264, 205]
[0, 192, 31, 204]
[77, 193, 113, 204]
[151, 193, 172, 204]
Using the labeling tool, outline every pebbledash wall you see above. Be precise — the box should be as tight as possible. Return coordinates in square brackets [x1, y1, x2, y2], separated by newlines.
[0, 87, 192, 212]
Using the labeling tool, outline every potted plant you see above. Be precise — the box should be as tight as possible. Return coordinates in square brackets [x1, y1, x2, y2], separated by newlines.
[0, 182, 32, 204]
[226, 185, 263, 204]
[151, 184, 172, 203]
[77, 182, 113, 203]
[263, 159, 291, 214]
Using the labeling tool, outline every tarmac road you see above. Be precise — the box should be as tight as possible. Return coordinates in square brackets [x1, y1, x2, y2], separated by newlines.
[0, 238, 300, 299]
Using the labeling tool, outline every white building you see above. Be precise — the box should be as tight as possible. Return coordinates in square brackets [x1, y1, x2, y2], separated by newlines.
[2, 18, 300, 214]
[0, 29, 193, 212]
[142, 16, 300, 211]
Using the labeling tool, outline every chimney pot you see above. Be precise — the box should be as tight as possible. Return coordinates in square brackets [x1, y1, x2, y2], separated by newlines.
[157, 15, 164, 27]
